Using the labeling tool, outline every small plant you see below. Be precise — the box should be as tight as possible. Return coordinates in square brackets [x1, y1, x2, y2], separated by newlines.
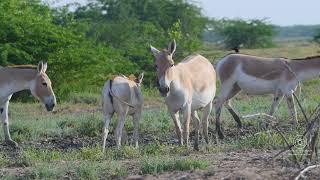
[105, 146, 140, 160]
[76, 114, 102, 137]
[0, 153, 10, 167]
[141, 142, 166, 156]
[139, 156, 209, 174]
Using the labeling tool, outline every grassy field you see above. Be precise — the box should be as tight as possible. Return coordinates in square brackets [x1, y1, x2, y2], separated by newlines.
[1, 41, 320, 179]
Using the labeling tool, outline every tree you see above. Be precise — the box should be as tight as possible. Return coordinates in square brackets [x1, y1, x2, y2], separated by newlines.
[314, 29, 320, 44]
[209, 19, 275, 49]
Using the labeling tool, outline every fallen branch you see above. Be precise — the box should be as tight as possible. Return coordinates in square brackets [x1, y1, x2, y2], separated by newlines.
[293, 93, 309, 123]
[294, 164, 320, 180]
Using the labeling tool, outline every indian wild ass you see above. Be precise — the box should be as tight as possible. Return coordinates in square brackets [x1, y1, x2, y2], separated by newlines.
[0, 61, 56, 146]
[102, 73, 144, 152]
[215, 54, 320, 139]
[150, 40, 216, 150]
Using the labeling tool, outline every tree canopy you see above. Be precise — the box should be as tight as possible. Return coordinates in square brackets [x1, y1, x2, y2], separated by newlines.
[208, 19, 275, 49]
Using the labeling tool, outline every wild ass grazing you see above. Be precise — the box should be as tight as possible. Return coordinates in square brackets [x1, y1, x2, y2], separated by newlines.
[102, 73, 144, 152]
[150, 40, 216, 150]
[0, 61, 56, 147]
[215, 54, 320, 139]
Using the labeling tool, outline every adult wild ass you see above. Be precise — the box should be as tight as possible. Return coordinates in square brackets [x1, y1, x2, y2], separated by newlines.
[215, 54, 320, 139]
[102, 73, 144, 152]
[0, 61, 56, 147]
[150, 40, 216, 150]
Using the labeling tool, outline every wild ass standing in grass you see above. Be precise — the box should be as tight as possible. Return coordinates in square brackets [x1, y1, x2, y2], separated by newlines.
[0, 61, 56, 147]
[215, 54, 320, 139]
[150, 40, 216, 150]
[102, 74, 144, 152]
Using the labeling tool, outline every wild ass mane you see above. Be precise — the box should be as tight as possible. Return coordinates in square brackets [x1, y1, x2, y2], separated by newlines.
[7, 65, 37, 69]
[292, 55, 320, 61]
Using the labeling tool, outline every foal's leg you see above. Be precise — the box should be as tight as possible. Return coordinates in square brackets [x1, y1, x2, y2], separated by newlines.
[102, 112, 113, 153]
[132, 111, 141, 148]
[182, 103, 192, 147]
[191, 111, 200, 151]
[201, 102, 212, 144]
[170, 111, 183, 145]
[285, 94, 297, 125]
[115, 114, 126, 148]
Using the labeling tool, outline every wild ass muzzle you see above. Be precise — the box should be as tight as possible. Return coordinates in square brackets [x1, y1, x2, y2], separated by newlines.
[150, 40, 216, 150]
[215, 53, 320, 139]
[102, 73, 144, 152]
[0, 61, 56, 147]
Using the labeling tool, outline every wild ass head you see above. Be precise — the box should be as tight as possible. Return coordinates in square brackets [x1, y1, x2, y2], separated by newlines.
[150, 40, 176, 97]
[31, 61, 56, 111]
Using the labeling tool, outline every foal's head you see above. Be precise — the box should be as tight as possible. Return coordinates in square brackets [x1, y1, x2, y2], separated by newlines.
[31, 61, 56, 111]
[150, 40, 176, 97]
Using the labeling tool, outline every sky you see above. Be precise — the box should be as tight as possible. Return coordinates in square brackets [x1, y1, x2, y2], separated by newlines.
[48, 0, 320, 26]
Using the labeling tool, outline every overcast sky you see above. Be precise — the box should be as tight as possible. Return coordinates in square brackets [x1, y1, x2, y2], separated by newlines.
[48, 0, 320, 26]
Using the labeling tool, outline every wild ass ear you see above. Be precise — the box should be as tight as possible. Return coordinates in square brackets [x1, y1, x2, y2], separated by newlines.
[137, 73, 144, 85]
[37, 61, 44, 73]
[167, 39, 176, 56]
[150, 45, 160, 57]
[42, 61, 48, 73]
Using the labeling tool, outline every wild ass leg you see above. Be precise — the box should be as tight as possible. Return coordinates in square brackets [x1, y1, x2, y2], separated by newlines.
[224, 100, 241, 128]
[102, 113, 113, 153]
[286, 94, 297, 125]
[269, 92, 284, 116]
[132, 112, 141, 148]
[115, 114, 126, 148]
[1, 95, 17, 147]
[215, 83, 240, 139]
[182, 103, 192, 147]
[202, 102, 212, 144]
[170, 111, 183, 145]
[191, 111, 200, 151]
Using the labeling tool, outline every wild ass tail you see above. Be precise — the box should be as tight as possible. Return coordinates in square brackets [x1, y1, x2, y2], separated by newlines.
[107, 79, 135, 108]
[102, 80, 115, 114]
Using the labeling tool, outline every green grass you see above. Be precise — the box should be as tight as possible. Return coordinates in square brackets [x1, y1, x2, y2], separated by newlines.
[139, 156, 209, 174]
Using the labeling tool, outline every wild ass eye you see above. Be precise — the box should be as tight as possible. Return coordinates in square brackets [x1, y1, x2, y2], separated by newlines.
[42, 82, 47, 87]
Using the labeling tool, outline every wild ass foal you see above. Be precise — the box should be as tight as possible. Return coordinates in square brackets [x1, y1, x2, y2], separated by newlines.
[150, 40, 216, 150]
[102, 73, 144, 152]
[0, 61, 56, 146]
[215, 54, 320, 139]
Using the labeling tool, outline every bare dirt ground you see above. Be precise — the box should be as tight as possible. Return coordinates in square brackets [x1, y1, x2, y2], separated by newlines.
[126, 150, 319, 180]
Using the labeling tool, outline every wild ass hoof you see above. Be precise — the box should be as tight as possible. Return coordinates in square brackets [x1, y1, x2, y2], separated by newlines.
[237, 122, 242, 129]
[204, 137, 209, 144]
[217, 131, 225, 140]
[289, 120, 298, 126]
[4, 139, 18, 148]
[193, 140, 199, 151]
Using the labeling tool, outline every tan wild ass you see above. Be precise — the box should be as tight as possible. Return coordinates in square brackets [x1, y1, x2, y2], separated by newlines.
[102, 73, 144, 152]
[0, 61, 56, 146]
[150, 40, 216, 150]
[215, 54, 320, 139]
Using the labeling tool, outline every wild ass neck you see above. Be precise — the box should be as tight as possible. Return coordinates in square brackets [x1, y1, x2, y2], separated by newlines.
[1, 68, 37, 96]
[289, 57, 320, 82]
